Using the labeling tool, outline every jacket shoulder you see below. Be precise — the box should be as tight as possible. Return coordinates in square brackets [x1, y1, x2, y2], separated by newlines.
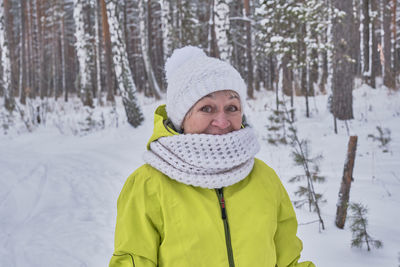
[251, 158, 287, 197]
[118, 164, 166, 201]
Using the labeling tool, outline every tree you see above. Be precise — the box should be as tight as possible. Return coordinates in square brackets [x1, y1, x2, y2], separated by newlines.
[214, 0, 230, 61]
[243, 0, 254, 99]
[349, 202, 383, 251]
[0, 0, 15, 111]
[100, 0, 114, 102]
[382, 0, 395, 89]
[331, 0, 355, 120]
[106, 0, 143, 127]
[19, 0, 27, 104]
[138, 0, 161, 99]
[73, 0, 94, 106]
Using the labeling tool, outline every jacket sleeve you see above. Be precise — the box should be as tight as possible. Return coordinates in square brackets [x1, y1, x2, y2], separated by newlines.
[274, 180, 316, 267]
[109, 167, 163, 267]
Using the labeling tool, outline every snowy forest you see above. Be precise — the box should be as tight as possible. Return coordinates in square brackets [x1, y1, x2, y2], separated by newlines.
[0, 0, 398, 125]
[0, 0, 400, 267]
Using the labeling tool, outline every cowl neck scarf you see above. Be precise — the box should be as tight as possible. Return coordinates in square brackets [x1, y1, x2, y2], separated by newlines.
[143, 127, 260, 189]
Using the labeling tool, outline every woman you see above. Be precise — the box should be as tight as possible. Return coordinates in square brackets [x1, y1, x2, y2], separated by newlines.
[109, 46, 315, 267]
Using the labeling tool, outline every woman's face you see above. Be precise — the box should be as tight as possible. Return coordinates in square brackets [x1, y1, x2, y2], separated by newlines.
[182, 90, 242, 135]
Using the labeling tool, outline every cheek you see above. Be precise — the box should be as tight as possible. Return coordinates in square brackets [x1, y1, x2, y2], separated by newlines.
[183, 114, 212, 133]
[229, 112, 243, 130]
[232, 115, 243, 130]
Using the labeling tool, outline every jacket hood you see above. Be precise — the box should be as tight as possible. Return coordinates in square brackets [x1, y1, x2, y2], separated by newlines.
[146, 104, 179, 150]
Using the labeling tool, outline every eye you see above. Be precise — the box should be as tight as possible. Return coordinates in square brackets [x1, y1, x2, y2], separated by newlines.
[200, 105, 213, 113]
[226, 105, 239, 112]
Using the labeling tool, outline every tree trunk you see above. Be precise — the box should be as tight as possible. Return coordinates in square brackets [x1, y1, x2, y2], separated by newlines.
[282, 54, 292, 96]
[361, 0, 370, 83]
[26, 1, 34, 97]
[336, 135, 358, 229]
[244, 0, 254, 99]
[94, 0, 102, 105]
[19, 0, 27, 105]
[214, 0, 229, 61]
[107, 0, 144, 127]
[100, 0, 114, 102]
[60, 0, 67, 101]
[370, 0, 378, 88]
[208, 0, 218, 58]
[331, 0, 355, 120]
[391, 0, 397, 87]
[383, 0, 395, 89]
[139, 0, 161, 99]
[0, 0, 15, 111]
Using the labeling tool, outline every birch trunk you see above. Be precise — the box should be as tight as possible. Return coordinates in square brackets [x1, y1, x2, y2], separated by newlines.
[0, 0, 15, 110]
[107, 0, 143, 127]
[215, 0, 230, 61]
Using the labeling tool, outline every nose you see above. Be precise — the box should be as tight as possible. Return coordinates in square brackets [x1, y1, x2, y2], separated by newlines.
[211, 111, 230, 129]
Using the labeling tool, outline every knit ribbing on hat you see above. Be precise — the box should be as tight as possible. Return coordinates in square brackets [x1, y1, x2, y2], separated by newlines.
[165, 46, 247, 130]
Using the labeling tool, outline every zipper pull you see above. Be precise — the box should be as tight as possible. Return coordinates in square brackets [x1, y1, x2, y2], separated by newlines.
[218, 188, 227, 219]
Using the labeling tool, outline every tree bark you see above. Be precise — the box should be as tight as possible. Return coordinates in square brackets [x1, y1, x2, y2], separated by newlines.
[282, 54, 292, 96]
[383, 0, 395, 89]
[336, 135, 358, 229]
[244, 0, 254, 99]
[100, 0, 114, 102]
[361, 0, 370, 83]
[139, 0, 161, 99]
[94, 0, 102, 105]
[331, 0, 355, 120]
[370, 0, 378, 88]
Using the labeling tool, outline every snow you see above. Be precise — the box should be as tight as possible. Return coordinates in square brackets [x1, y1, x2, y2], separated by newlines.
[1, 83, 400, 267]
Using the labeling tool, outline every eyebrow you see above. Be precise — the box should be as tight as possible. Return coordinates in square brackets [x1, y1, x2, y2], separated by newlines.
[204, 93, 239, 99]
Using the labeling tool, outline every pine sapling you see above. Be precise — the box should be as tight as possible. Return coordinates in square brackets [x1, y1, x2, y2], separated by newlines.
[282, 102, 325, 230]
[266, 101, 288, 145]
[349, 202, 383, 251]
[368, 126, 391, 152]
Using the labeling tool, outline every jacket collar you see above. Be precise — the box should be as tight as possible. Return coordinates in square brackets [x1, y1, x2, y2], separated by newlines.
[146, 105, 180, 150]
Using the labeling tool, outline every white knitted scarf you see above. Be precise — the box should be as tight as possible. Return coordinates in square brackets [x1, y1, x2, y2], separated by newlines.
[143, 127, 260, 189]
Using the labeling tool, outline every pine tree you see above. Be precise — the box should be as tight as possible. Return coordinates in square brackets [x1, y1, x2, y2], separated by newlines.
[331, 0, 355, 120]
[266, 101, 287, 146]
[283, 102, 325, 230]
[367, 126, 391, 152]
[349, 202, 383, 251]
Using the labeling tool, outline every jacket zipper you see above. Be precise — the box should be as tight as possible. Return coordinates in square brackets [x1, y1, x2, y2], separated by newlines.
[216, 188, 235, 267]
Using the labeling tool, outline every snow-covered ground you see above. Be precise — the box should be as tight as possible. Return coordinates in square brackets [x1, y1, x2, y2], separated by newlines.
[1, 84, 399, 267]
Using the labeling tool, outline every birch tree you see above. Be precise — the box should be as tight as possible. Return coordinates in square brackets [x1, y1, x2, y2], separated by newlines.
[73, 0, 93, 106]
[106, 0, 143, 127]
[214, 0, 230, 61]
[0, 0, 15, 111]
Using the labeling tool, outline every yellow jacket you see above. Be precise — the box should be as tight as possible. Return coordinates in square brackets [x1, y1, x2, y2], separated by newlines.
[109, 105, 315, 267]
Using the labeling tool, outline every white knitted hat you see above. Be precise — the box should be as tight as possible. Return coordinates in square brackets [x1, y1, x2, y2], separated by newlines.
[165, 46, 247, 130]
